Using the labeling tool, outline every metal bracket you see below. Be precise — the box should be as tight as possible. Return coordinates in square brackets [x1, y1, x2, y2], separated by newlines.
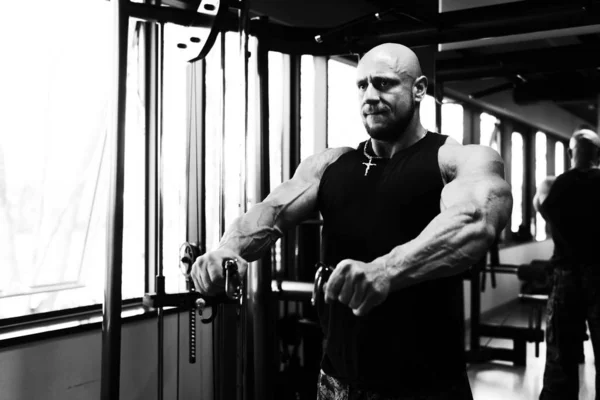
[163, 0, 226, 62]
[142, 290, 237, 316]
[127, 0, 228, 63]
[142, 242, 243, 365]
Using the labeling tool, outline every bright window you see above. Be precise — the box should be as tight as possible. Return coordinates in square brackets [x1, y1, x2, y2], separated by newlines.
[268, 51, 284, 191]
[511, 132, 524, 233]
[535, 131, 548, 240]
[203, 32, 248, 248]
[420, 95, 437, 133]
[161, 24, 191, 294]
[301, 55, 316, 161]
[327, 59, 366, 149]
[223, 32, 246, 227]
[441, 103, 463, 144]
[205, 35, 224, 252]
[555, 141, 566, 176]
[0, 0, 145, 318]
[480, 112, 501, 154]
[268, 51, 286, 276]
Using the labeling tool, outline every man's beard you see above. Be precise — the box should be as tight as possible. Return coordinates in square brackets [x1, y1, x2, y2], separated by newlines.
[364, 102, 415, 142]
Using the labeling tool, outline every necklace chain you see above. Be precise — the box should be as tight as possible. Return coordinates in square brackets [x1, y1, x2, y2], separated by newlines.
[362, 139, 386, 176]
[363, 139, 386, 161]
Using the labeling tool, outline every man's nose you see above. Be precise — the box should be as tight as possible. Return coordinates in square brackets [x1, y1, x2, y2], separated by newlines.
[363, 83, 380, 104]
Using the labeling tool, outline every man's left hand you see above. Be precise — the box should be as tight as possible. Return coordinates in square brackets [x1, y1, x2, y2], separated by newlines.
[324, 259, 391, 316]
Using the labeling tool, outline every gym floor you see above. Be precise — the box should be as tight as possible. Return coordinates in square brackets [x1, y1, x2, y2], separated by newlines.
[466, 302, 596, 400]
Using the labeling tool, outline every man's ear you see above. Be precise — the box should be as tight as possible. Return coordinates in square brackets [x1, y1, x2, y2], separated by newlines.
[413, 75, 428, 101]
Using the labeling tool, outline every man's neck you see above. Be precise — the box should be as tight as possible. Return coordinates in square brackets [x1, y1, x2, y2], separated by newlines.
[371, 122, 428, 158]
[572, 162, 599, 171]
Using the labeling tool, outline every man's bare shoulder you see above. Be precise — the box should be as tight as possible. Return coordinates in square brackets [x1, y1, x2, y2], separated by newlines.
[539, 175, 557, 191]
[534, 175, 557, 210]
[296, 147, 354, 181]
[438, 141, 504, 182]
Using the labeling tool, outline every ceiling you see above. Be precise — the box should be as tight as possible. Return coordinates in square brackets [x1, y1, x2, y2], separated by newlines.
[245, 0, 600, 127]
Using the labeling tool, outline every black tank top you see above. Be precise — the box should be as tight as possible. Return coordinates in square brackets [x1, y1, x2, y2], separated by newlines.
[543, 168, 600, 266]
[316, 132, 466, 395]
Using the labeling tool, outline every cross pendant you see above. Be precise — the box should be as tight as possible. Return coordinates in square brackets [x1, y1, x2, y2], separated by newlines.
[362, 159, 376, 176]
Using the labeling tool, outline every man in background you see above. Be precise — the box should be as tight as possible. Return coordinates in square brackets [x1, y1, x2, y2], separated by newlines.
[534, 128, 600, 400]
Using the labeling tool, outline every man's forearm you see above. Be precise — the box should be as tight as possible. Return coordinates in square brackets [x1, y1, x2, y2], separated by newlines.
[375, 203, 497, 291]
[217, 202, 283, 262]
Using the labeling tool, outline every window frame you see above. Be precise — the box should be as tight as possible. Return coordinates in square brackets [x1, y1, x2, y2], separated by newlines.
[0, 4, 148, 324]
[0, 298, 170, 348]
[0, 9, 201, 341]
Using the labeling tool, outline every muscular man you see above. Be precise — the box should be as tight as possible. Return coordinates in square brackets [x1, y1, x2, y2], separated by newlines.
[192, 43, 512, 399]
[535, 129, 600, 400]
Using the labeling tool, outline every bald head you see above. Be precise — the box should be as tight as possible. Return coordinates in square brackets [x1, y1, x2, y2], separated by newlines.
[570, 129, 600, 149]
[355, 43, 428, 143]
[569, 128, 600, 169]
[359, 43, 423, 79]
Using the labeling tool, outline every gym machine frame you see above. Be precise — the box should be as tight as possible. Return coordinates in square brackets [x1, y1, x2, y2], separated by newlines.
[101, 1, 236, 399]
[463, 245, 545, 367]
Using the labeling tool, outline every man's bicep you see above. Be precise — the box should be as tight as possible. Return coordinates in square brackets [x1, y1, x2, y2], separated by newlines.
[464, 146, 505, 177]
[440, 144, 506, 190]
[536, 177, 556, 204]
[535, 177, 557, 219]
[441, 146, 512, 229]
[441, 174, 511, 216]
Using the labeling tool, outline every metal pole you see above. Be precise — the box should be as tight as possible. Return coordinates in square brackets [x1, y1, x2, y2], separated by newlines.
[246, 33, 274, 400]
[214, 32, 239, 400]
[143, 0, 164, 397]
[259, 34, 275, 400]
[240, 3, 251, 398]
[470, 259, 483, 356]
[597, 93, 600, 132]
[100, 0, 129, 398]
[151, 15, 165, 400]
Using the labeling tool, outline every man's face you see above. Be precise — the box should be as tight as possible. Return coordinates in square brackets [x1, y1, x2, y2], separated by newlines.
[356, 55, 417, 142]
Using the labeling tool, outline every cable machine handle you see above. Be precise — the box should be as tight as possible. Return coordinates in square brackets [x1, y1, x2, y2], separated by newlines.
[223, 259, 243, 301]
[311, 262, 334, 308]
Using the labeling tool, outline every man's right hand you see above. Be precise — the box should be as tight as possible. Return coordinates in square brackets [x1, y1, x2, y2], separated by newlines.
[190, 248, 248, 296]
